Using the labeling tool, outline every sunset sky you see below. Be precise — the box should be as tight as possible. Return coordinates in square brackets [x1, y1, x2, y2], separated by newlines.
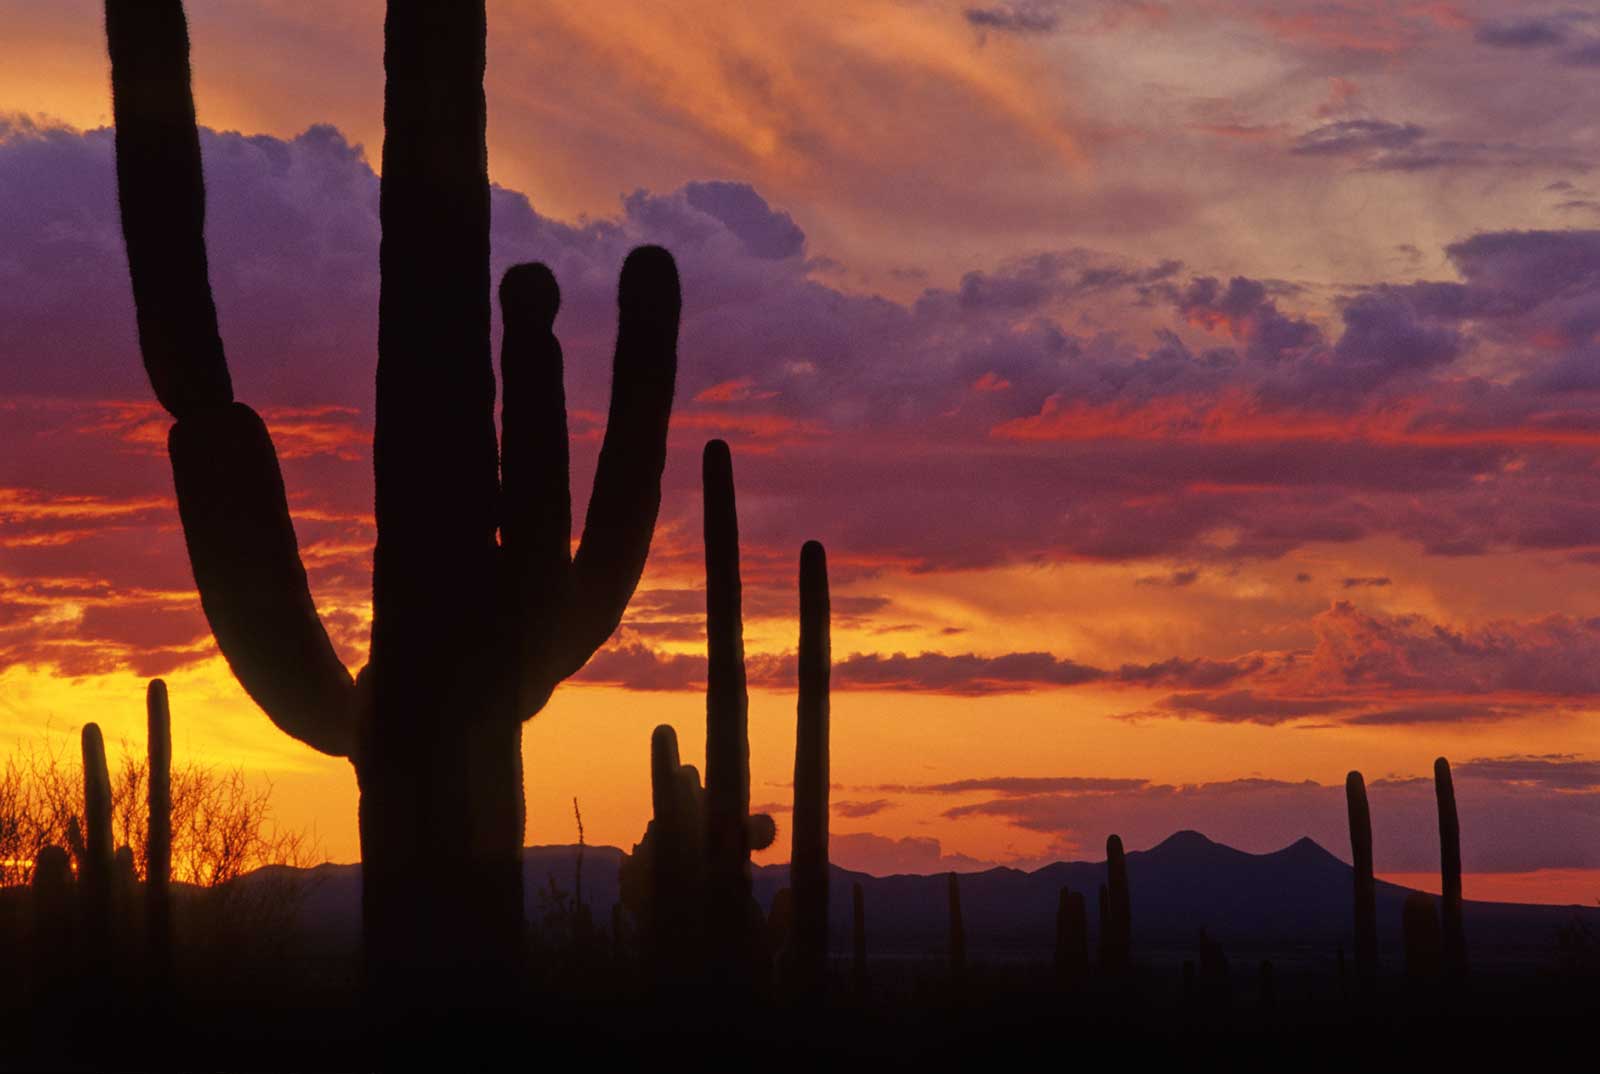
[2, 0, 1599, 903]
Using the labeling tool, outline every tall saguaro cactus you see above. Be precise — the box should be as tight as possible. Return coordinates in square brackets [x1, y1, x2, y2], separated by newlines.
[702, 440, 776, 987]
[1434, 757, 1468, 981]
[103, 0, 680, 1010]
[1346, 771, 1378, 998]
[791, 540, 831, 1003]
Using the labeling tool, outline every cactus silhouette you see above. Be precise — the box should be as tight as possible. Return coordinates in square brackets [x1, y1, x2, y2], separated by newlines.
[1402, 891, 1442, 983]
[1054, 887, 1089, 987]
[147, 679, 173, 989]
[702, 440, 780, 989]
[102, 0, 680, 1008]
[790, 540, 831, 1003]
[852, 882, 868, 996]
[1345, 771, 1378, 998]
[80, 724, 114, 968]
[1101, 834, 1132, 976]
[1434, 757, 1468, 981]
[620, 443, 781, 993]
[947, 872, 967, 990]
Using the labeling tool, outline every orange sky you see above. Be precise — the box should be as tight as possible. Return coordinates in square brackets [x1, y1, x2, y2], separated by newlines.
[2, 0, 1598, 903]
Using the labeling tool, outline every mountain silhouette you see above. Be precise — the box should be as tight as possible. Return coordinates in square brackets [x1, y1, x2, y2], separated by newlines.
[246, 830, 1595, 965]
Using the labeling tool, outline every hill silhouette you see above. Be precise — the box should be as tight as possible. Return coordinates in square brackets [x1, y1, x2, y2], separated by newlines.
[249, 830, 1594, 965]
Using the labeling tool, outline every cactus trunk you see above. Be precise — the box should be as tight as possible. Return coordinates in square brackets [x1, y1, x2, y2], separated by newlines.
[1346, 770, 1378, 997]
[1434, 757, 1468, 981]
[791, 540, 831, 1003]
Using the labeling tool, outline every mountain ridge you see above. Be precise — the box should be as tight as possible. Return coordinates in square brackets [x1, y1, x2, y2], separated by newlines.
[249, 829, 1597, 964]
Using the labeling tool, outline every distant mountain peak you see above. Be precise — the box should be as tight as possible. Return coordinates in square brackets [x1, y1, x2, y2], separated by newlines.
[1148, 829, 1216, 853]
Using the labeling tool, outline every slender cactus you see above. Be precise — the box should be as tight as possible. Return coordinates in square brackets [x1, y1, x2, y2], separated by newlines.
[947, 872, 967, 991]
[1103, 834, 1132, 976]
[1434, 757, 1468, 981]
[103, 0, 681, 1008]
[1346, 770, 1378, 998]
[791, 540, 831, 1003]
[1055, 888, 1088, 987]
[147, 679, 173, 984]
[701, 440, 780, 989]
[852, 882, 868, 995]
[1402, 891, 1442, 983]
[80, 725, 114, 950]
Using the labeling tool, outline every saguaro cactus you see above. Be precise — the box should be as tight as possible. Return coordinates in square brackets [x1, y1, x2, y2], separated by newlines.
[702, 440, 779, 988]
[1102, 834, 1132, 975]
[1055, 888, 1088, 987]
[80, 725, 115, 955]
[1434, 757, 1468, 981]
[947, 872, 967, 988]
[852, 882, 868, 995]
[103, 0, 680, 1005]
[147, 680, 173, 984]
[1402, 891, 1442, 982]
[1346, 771, 1378, 997]
[791, 540, 831, 1003]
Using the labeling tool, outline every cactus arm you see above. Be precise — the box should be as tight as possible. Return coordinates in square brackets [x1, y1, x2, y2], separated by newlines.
[105, 0, 356, 757]
[501, 248, 680, 714]
[541, 248, 681, 684]
[170, 406, 357, 756]
[497, 263, 576, 713]
[104, 0, 231, 418]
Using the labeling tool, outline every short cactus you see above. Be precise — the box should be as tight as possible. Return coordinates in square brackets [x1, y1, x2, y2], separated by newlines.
[1054, 887, 1088, 987]
[1101, 834, 1132, 975]
[1402, 891, 1442, 983]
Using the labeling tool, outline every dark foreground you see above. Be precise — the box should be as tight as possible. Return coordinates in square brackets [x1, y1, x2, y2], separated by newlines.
[3, 951, 1596, 1072]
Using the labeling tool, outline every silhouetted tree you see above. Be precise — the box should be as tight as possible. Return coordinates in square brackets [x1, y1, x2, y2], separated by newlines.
[102, 0, 681, 1021]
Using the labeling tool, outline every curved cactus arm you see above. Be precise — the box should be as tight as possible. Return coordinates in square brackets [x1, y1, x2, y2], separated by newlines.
[503, 248, 681, 714]
[105, 0, 230, 418]
[105, 0, 356, 757]
[498, 263, 576, 713]
[543, 249, 681, 685]
[171, 406, 357, 756]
